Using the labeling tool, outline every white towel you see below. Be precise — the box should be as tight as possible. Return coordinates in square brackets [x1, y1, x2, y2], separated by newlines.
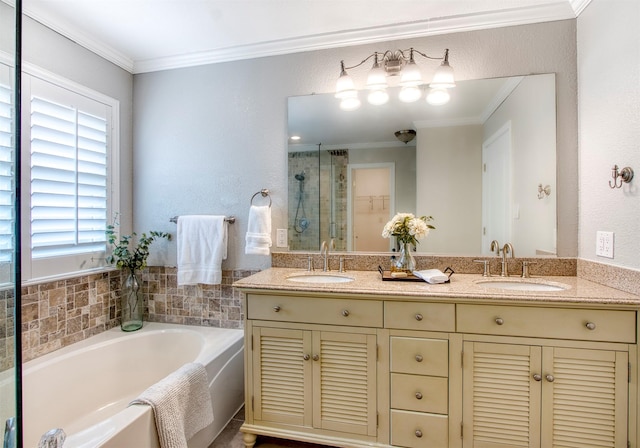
[413, 269, 449, 284]
[129, 362, 214, 448]
[245, 205, 272, 255]
[177, 215, 227, 286]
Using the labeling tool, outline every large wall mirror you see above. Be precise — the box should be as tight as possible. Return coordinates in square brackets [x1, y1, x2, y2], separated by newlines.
[287, 73, 557, 257]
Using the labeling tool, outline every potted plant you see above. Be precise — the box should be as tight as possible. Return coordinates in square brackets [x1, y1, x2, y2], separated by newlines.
[106, 221, 170, 331]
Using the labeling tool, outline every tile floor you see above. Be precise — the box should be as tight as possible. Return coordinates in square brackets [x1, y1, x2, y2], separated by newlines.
[209, 408, 330, 448]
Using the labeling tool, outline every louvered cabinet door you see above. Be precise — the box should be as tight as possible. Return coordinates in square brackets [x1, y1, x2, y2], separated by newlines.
[462, 342, 542, 448]
[312, 330, 378, 437]
[252, 327, 313, 426]
[541, 347, 628, 448]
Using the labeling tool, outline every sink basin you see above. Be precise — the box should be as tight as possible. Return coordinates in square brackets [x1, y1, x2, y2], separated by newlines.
[287, 273, 355, 284]
[477, 279, 570, 292]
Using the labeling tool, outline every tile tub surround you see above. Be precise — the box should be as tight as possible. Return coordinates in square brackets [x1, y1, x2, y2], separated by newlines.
[18, 267, 256, 365]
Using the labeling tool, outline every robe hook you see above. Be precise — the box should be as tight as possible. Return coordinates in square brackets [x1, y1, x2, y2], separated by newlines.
[609, 165, 634, 189]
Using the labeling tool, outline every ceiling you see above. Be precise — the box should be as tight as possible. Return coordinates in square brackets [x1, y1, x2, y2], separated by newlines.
[19, 0, 589, 74]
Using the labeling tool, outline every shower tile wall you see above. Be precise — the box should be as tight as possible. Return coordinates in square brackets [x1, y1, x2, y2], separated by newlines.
[9, 267, 255, 366]
[288, 151, 320, 251]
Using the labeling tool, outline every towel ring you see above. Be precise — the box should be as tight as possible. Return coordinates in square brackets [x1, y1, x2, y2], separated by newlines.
[250, 189, 272, 207]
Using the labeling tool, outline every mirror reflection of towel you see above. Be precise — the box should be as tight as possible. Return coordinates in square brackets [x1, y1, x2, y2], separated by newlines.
[177, 215, 227, 285]
[245, 205, 272, 255]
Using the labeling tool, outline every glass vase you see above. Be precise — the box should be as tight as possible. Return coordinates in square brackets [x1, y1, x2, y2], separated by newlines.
[121, 269, 143, 331]
[392, 242, 416, 273]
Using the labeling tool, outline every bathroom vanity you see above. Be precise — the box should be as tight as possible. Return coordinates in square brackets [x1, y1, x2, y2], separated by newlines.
[235, 269, 639, 448]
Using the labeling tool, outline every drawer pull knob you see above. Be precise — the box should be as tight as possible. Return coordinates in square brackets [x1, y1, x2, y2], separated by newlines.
[585, 322, 596, 330]
[303, 354, 310, 361]
[415, 313, 423, 321]
[495, 317, 504, 325]
[415, 392, 423, 400]
[415, 355, 423, 362]
[313, 354, 320, 361]
[545, 374, 555, 382]
[341, 309, 350, 317]
[273, 305, 281, 312]
[532, 373, 542, 381]
[415, 430, 423, 438]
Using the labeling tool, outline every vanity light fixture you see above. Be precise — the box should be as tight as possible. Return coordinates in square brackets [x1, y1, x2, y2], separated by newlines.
[335, 48, 455, 111]
[609, 165, 634, 189]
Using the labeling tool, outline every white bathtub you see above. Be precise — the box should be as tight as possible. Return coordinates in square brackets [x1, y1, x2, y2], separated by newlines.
[22, 322, 244, 448]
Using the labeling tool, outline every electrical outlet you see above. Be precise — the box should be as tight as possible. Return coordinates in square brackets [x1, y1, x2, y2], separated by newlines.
[276, 229, 288, 248]
[596, 231, 614, 258]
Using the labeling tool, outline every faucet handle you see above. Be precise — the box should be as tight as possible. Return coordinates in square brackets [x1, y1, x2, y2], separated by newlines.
[306, 255, 314, 272]
[521, 260, 537, 278]
[339, 256, 353, 273]
[473, 259, 491, 277]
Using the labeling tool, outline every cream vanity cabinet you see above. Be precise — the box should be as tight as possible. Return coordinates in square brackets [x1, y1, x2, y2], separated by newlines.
[242, 293, 384, 447]
[458, 304, 636, 448]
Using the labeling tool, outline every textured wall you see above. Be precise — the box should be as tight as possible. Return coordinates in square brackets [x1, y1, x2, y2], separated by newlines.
[134, 20, 579, 270]
[577, 0, 640, 269]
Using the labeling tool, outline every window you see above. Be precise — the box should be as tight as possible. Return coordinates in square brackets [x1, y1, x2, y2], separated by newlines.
[0, 65, 15, 285]
[22, 68, 119, 281]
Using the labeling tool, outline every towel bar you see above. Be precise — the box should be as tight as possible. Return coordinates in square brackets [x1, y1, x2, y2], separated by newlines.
[250, 189, 271, 207]
[170, 216, 236, 224]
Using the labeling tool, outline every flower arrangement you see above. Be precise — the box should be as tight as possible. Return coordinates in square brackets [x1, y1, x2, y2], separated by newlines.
[382, 212, 435, 247]
[105, 219, 171, 271]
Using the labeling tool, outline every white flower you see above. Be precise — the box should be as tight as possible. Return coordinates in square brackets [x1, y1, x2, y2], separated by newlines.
[381, 212, 434, 245]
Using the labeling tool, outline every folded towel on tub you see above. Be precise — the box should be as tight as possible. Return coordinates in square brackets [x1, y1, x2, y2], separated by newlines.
[129, 362, 213, 448]
[177, 215, 227, 285]
[245, 204, 272, 255]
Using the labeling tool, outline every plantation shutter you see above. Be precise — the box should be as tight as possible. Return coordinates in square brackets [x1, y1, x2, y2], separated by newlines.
[0, 82, 14, 266]
[29, 82, 108, 259]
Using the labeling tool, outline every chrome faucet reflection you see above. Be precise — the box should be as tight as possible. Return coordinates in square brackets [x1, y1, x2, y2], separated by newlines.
[320, 239, 336, 272]
[38, 428, 66, 448]
[501, 243, 514, 277]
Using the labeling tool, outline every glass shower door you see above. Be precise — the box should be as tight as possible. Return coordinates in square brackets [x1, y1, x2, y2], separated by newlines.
[0, 1, 21, 447]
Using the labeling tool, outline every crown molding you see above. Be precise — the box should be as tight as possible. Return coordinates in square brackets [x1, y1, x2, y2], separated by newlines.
[570, 0, 592, 16]
[22, 4, 134, 73]
[23, 1, 576, 74]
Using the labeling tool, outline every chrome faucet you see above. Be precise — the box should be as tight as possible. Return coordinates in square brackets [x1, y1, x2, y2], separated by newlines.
[490, 240, 501, 256]
[38, 428, 66, 448]
[320, 239, 335, 272]
[501, 243, 514, 277]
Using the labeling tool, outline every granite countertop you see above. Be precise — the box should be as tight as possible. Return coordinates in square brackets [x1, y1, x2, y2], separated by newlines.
[234, 267, 640, 307]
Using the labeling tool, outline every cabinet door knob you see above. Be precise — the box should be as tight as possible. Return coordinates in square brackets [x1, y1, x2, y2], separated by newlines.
[545, 374, 555, 382]
[415, 392, 423, 400]
[415, 354, 423, 362]
[415, 313, 423, 321]
[415, 430, 423, 438]
[313, 354, 320, 361]
[495, 317, 504, 325]
[273, 305, 281, 312]
[341, 309, 350, 317]
[303, 354, 310, 361]
[532, 373, 542, 381]
[585, 322, 596, 330]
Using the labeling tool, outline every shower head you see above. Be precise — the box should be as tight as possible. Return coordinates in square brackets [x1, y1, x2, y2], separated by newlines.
[295, 172, 306, 181]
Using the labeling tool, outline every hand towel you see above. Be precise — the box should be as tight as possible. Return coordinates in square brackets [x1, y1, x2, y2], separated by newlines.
[129, 362, 213, 448]
[413, 269, 449, 284]
[245, 205, 272, 255]
[177, 215, 227, 285]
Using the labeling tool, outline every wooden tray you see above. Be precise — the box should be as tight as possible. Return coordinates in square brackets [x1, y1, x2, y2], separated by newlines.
[377, 266, 454, 283]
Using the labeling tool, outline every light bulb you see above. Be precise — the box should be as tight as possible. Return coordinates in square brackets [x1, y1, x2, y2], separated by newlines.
[398, 85, 422, 103]
[368, 89, 389, 105]
[426, 88, 450, 105]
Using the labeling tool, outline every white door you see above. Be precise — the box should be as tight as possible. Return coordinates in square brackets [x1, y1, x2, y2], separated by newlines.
[482, 123, 511, 254]
[347, 163, 395, 251]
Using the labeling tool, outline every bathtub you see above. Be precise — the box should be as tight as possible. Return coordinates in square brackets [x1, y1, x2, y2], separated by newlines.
[22, 322, 244, 448]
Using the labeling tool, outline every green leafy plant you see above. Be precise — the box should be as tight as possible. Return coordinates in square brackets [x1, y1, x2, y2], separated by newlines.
[106, 219, 170, 271]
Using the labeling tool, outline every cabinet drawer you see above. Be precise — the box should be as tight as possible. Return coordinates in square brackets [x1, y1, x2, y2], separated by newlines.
[385, 301, 455, 331]
[390, 337, 448, 376]
[247, 294, 383, 327]
[391, 409, 448, 448]
[391, 373, 448, 414]
[457, 304, 636, 343]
